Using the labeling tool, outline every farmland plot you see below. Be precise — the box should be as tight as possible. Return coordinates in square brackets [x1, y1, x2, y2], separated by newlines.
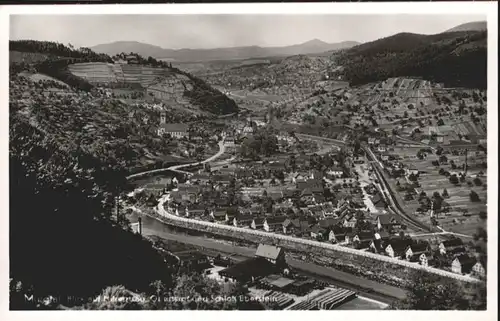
[388, 147, 487, 236]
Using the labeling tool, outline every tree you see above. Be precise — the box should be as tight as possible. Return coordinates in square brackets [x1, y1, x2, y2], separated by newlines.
[392, 270, 477, 310]
[439, 155, 448, 163]
[449, 175, 459, 185]
[86, 285, 144, 310]
[442, 188, 449, 198]
[469, 191, 480, 202]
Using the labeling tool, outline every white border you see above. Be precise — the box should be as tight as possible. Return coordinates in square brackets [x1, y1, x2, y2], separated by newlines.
[0, 2, 498, 321]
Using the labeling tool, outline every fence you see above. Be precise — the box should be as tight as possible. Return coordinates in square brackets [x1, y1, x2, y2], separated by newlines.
[156, 202, 480, 284]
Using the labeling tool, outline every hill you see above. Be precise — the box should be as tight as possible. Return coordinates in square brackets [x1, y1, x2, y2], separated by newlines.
[334, 30, 487, 88]
[445, 21, 487, 33]
[10, 40, 239, 116]
[90, 39, 360, 62]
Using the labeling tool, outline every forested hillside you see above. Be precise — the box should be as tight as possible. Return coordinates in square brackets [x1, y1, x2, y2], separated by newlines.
[9, 111, 174, 307]
[10, 40, 239, 115]
[335, 31, 487, 88]
[8, 41, 232, 309]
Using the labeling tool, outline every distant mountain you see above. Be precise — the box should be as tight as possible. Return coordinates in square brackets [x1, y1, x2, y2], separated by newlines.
[91, 41, 168, 59]
[335, 30, 487, 88]
[445, 21, 487, 33]
[90, 39, 360, 62]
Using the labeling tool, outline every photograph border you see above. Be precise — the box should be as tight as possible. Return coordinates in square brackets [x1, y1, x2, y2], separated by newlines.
[0, 2, 497, 320]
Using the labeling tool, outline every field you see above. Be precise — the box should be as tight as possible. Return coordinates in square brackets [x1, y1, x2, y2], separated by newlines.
[388, 146, 487, 236]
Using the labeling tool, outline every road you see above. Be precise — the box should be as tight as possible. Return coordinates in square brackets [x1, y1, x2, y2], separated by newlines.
[126, 140, 226, 180]
[135, 213, 406, 303]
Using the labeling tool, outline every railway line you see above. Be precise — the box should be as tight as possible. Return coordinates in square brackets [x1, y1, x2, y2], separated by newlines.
[363, 145, 432, 232]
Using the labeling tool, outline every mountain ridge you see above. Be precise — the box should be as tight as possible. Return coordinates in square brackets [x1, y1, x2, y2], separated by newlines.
[334, 29, 487, 88]
[444, 21, 487, 33]
[90, 39, 360, 62]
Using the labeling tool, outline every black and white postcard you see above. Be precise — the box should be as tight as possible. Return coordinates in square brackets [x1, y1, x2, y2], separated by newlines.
[0, 2, 497, 320]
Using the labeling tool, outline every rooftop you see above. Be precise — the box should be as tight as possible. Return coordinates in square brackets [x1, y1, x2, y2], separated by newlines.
[255, 244, 283, 261]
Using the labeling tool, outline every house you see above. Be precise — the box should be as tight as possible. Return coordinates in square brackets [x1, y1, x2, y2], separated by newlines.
[283, 219, 310, 235]
[368, 137, 376, 145]
[329, 229, 346, 243]
[312, 194, 326, 204]
[251, 217, 265, 230]
[376, 214, 401, 231]
[439, 239, 465, 255]
[176, 251, 210, 271]
[264, 216, 286, 232]
[157, 123, 189, 138]
[125, 55, 139, 64]
[471, 260, 486, 279]
[409, 253, 430, 266]
[451, 255, 477, 275]
[255, 244, 286, 266]
[295, 220, 312, 236]
[310, 225, 328, 240]
[211, 208, 228, 222]
[348, 230, 373, 248]
[384, 238, 413, 258]
[405, 242, 430, 261]
[189, 172, 211, 184]
[282, 189, 297, 200]
[406, 165, 419, 176]
[224, 135, 236, 147]
[343, 215, 357, 228]
[225, 212, 237, 224]
[310, 170, 323, 180]
[233, 214, 254, 228]
[327, 168, 344, 178]
[369, 239, 385, 253]
[186, 204, 207, 218]
[354, 239, 372, 250]
[282, 219, 295, 234]
[318, 217, 341, 229]
[212, 174, 233, 185]
[373, 231, 390, 241]
[372, 194, 388, 210]
[176, 207, 187, 217]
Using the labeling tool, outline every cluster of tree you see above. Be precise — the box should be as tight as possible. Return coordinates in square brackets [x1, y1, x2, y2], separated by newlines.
[336, 31, 487, 88]
[392, 270, 486, 310]
[36, 59, 95, 92]
[82, 273, 264, 310]
[10, 40, 112, 62]
[240, 129, 279, 160]
[9, 114, 173, 309]
[181, 73, 239, 115]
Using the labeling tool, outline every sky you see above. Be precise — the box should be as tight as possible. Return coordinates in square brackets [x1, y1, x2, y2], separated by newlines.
[10, 14, 485, 49]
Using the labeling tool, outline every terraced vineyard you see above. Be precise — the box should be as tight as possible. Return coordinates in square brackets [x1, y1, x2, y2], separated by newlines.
[68, 62, 174, 87]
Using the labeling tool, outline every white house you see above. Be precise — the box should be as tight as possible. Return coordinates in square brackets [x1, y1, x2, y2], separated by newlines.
[471, 261, 486, 279]
[451, 255, 476, 275]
